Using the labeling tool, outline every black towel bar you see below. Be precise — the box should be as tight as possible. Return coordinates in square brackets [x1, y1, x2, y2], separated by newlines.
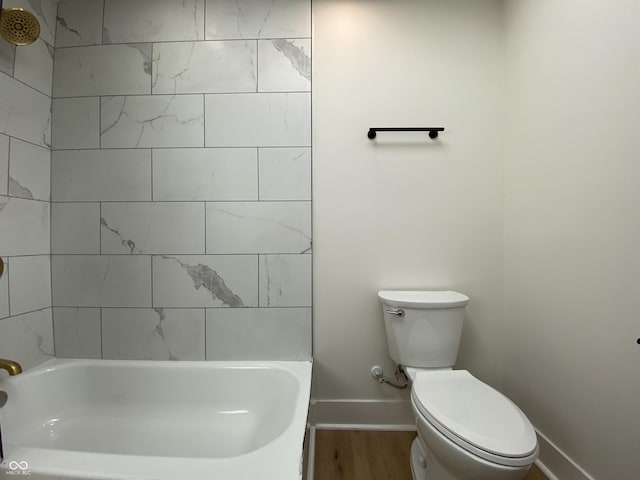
[367, 127, 444, 140]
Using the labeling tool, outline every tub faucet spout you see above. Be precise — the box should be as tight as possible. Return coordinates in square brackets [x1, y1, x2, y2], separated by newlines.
[0, 359, 22, 376]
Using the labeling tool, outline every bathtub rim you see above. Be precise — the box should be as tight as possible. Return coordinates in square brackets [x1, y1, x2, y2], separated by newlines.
[2, 356, 313, 379]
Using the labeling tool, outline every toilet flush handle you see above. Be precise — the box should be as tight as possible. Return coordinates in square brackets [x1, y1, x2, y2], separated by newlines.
[384, 308, 405, 318]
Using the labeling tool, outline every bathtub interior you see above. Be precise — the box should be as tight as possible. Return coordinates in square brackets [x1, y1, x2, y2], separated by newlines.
[0, 359, 312, 480]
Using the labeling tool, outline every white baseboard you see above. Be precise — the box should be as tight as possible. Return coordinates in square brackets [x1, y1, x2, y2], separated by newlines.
[305, 425, 316, 480]
[310, 399, 415, 429]
[534, 429, 595, 480]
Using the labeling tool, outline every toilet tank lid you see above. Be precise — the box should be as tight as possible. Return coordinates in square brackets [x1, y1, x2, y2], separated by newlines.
[378, 290, 469, 308]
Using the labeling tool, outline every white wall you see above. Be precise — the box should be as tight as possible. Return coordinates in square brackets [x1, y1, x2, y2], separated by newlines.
[503, 1, 640, 478]
[315, 1, 639, 476]
[313, 0, 505, 408]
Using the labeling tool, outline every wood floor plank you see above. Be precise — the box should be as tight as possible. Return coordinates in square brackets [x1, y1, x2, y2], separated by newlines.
[366, 430, 413, 480]
[315, 429, 355, 480]
[314, 430, 415, 480]
[524, 464, 549, 480]
[314, 429, 548, 480]
[351, 431, 375, 479]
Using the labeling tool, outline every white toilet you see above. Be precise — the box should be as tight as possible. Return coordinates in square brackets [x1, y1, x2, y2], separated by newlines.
[378, 290, 539, 480]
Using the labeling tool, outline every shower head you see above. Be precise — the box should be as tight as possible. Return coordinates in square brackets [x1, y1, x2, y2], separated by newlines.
[0, 8, 40, 46]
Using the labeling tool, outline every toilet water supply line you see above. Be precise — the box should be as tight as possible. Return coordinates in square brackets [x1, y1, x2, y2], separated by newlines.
[370, 365, 409, 389]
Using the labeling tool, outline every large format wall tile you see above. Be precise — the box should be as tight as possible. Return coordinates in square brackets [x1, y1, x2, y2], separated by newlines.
[205, 93, 310, 147]
[0, 73, 51, 147]
[259, 254, 311, 307]
[9, 255, 51, 315]
[53, 307, 101, 359]
[101, 95, 204, 148]
[104, 0, 204, 43]
[258, 147, 311, 200]
[206, 201, 311, 254]
[9, 138, 50, 201]
[258, 39, 311, 92]
[152, 255, 258, 308]
[52, 97, 100, 150]
[52, 203, 100, 254]
[49, 0, 313, 362]
[101, 202, 205, 254]
[102, 308, 205, 360]
[14, 38, 54, 96]
[56, 0, 104, 48]
[52, 149, 151, 201]
[52, 255, 152, 307]
[0, 309, 54, 370]
[0, 197, 49, 256]
[152, 148, 258, 201]
[205, 0, 310, 40]
[206, 307, 311, 360]
[54, 44, 152, 97]
[153, 41, 256, 94]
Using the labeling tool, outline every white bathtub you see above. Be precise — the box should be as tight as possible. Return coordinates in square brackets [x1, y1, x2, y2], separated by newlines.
[0, 359, 312, 480]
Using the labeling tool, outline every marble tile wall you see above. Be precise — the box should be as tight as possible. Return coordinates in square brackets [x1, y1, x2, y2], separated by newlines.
[51, 0, 312, 361]
[0, 0, 56, 371]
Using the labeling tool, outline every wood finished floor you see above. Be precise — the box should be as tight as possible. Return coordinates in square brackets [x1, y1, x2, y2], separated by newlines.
[314, 430, 548, 480]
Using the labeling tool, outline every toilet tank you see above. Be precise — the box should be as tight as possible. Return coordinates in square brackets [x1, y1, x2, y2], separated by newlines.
[378, 290, 469, 368]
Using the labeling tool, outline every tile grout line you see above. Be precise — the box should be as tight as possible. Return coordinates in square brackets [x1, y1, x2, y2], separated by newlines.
[98, 95, 102, 149]
[5, 257, 10, 318]
[53, 37, 313, 51]
[53, 91, 312, 100]
[101, 0, 106, 45]
[5, 136, 11, 318]
[100, 307, 103, 359]
[150, 255, 154, 309]
[50, 12, 56, 345]
[99, 202, 103, 255]
[203, 0, 207, 41]
[7, 137, 12, 198]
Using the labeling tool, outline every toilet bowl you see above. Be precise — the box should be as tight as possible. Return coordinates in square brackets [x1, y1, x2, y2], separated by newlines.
[378, 290, 539, 480]
[410, 369, 538, 480]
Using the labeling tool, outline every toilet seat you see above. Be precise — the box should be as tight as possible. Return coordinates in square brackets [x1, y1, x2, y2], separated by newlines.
[411, 370, 538, 467]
